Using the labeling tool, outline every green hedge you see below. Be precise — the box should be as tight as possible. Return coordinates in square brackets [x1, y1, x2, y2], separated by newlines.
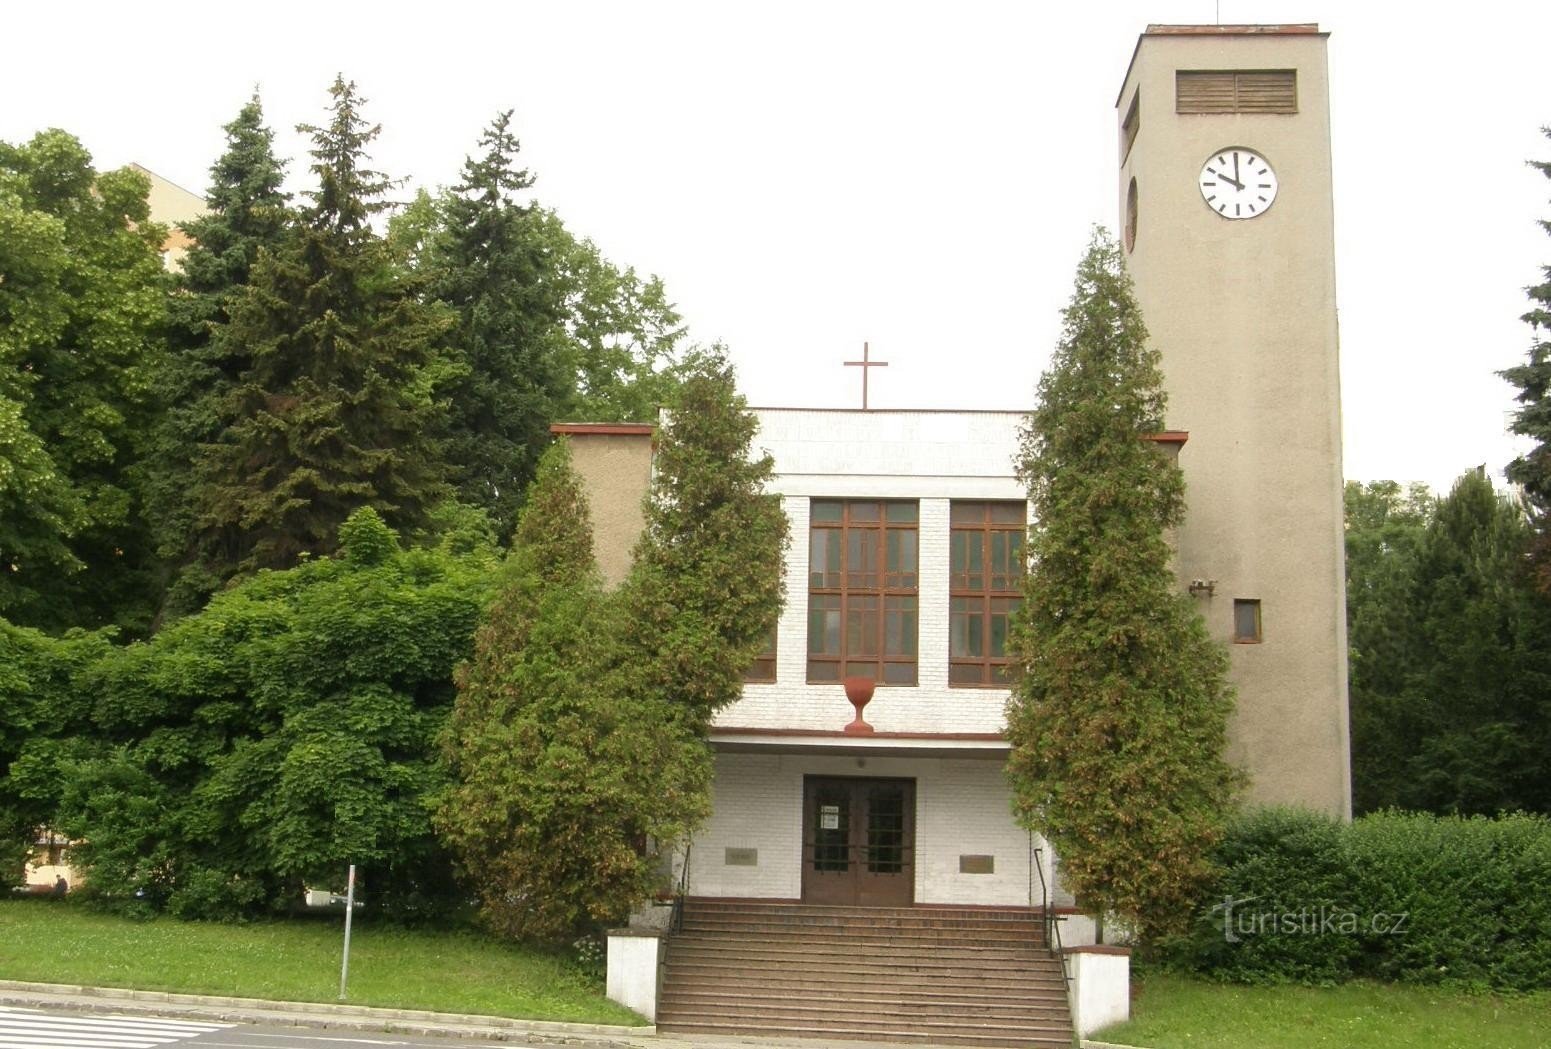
[1168, 808, 1551, 990]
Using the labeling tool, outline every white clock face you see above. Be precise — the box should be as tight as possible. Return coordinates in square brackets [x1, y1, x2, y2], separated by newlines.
[1199, 148, 1278, 220]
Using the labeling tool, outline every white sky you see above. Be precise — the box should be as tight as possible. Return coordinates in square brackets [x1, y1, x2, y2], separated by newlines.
[3, 1, 1546, 494]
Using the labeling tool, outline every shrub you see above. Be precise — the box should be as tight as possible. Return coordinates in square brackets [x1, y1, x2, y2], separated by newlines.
[1169, 807, 1551, 991]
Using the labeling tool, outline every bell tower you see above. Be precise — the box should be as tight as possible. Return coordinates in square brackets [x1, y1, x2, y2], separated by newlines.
[1117, 25, 1350, 816]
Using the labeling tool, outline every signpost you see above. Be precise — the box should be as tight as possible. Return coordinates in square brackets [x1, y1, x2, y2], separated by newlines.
[338, 865, 356, 1000]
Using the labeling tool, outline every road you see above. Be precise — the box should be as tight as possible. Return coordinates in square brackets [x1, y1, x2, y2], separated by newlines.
[0, 1006, 575, 1049]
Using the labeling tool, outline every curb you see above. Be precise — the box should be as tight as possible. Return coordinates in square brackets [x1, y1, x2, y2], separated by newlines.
[0, 979, 652, 1046]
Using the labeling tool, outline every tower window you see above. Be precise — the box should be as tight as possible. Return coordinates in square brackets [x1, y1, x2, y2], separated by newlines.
[1120, 91, 1141, 161]
[1177, 70, 1297, 114]
[1233, 599, 1263, 643]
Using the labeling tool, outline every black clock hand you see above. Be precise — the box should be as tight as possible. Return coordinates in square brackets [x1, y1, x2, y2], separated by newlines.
[1233, 152, 1241, 185]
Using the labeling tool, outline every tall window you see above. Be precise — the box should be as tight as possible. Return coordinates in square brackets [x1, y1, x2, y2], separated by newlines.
[949, 501, 1025, 686]
[808, 500, 919, 684]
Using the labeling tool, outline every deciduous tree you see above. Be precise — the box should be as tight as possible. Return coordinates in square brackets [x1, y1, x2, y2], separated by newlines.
[0, 132, 168, 633]
[56, 507, 495, 918]
[1005, 229, 1240, 938]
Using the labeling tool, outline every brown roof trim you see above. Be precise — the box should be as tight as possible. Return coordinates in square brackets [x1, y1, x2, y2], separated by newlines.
[550, 423, 655, 436]
[1147, 23, 1321, 35]
[1117, 23, 1326, 108]
[1142, 430, 1189, 445]
[711, 727, 1006, 742]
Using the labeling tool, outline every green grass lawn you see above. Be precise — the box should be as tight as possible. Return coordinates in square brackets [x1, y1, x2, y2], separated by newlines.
[1099, 974, 1551, 1049]
[0, 898, 643, 1026]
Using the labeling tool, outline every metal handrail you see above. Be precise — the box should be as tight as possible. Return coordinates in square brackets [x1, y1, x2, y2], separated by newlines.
[669, 839, 692, 935]
[1032, 845, 1071, 986]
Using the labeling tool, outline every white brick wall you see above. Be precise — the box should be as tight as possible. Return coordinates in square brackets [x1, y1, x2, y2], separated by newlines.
[687, 751, 1045, 906]
[720, 409, 1029, 736]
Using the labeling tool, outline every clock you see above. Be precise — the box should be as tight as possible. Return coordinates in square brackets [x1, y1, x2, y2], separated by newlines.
[1199, 148, 1278, 219]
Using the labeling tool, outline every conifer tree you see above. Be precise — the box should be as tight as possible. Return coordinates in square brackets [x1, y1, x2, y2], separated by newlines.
[1502, 126, 1551, 590]
[616, 349, 790, 731]
[427, 112, 565, 540]
[191, 77, 453, 578]
[148, 94, 292, 616]
[437, 441, 703, 939]
[1375, 470, 1551, 815]
[1005, 230, 1239, 938]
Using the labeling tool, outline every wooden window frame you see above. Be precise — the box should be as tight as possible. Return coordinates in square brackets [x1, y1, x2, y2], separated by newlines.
[1233, 598, 1263, 644]
[949, 501, 1025, 687]
[1120, 91, 1141, 162]
[743, 624, 778, 683]
[807, 500, 919, 685]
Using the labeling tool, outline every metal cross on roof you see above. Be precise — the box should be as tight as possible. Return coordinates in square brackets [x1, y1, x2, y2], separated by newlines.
[843, 342, 889, 410]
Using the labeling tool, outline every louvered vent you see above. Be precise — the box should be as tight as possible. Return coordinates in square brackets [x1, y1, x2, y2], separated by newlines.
[1177, 70, 1297, 114]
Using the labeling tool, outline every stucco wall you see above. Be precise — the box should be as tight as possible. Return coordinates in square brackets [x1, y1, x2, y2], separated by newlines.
[686, 751, 1039, 907]
[560, 431, 653, 588]
[1117, 28, 1351, 816]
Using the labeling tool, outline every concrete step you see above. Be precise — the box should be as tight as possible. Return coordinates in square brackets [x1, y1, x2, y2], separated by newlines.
[659, 989, 1069, 1020]
[659, 973, 1070, 1003]
[666, 938, 1047, 965]
[655, 1017, 1073, 1049]
[661, 900, 1073, 1047]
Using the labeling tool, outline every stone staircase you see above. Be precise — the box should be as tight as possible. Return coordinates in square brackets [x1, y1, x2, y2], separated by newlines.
[657, 899, 1073, 1048]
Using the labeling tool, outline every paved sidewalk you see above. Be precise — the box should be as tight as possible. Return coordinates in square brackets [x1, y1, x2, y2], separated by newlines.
[0, 980, 1141, 1049]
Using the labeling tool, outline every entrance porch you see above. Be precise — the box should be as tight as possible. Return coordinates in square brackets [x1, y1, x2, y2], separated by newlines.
[684, 742, 1051, 909]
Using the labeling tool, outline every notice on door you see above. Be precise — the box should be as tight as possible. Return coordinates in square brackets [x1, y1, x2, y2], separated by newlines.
[820, 804, 840, 830]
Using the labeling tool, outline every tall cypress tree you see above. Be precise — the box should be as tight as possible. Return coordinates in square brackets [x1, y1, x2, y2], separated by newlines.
[1005, 230, 1239, 938]
[428, 112, 565, 540]
[1503, 126, 1551, 590]
[191, 77, 453, 577]
[149, 94, 292, 617]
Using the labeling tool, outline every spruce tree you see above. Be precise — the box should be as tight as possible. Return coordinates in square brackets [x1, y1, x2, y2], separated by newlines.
[191, 77, 453, 577]
[149, 94, 292, 617]
[1005, 230, 1240, 938]
[427, 112, 565, 540]
[1390, 470, 1551, 815]
[1502, 126, 1551, 590]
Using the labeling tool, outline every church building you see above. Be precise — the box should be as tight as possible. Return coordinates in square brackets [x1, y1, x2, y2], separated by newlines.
[587, 23, 1349, 1047]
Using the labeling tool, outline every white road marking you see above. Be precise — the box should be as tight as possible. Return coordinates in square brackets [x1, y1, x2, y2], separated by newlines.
[0, 1007, 232, 1049]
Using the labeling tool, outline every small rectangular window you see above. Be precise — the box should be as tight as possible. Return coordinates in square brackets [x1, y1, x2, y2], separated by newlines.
[1234, 599, 1262, 643]
[743, 624, 777, 683]
[1177, 70, 1297, 114]
[1120, 91, 1140, 161]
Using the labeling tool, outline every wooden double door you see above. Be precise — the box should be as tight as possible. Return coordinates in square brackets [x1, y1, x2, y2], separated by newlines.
[801, 776, 915, 906]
